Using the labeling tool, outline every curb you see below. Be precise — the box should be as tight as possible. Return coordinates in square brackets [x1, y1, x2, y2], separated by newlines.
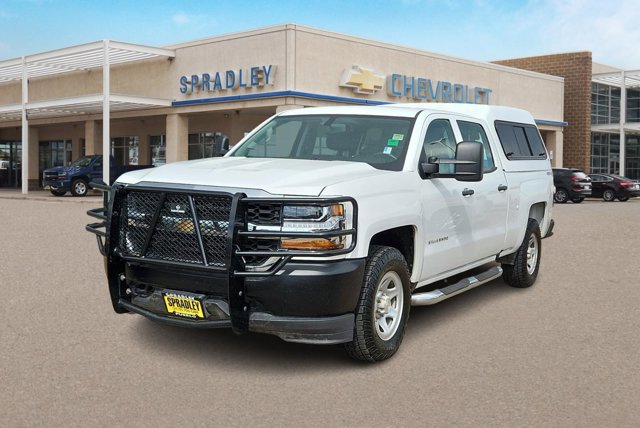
[0, 193, 101, 204]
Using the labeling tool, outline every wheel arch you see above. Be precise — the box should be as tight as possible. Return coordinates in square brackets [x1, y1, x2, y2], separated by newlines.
[72, 175, 91, 184]
[528, 202, 546, 226]
[368, 225, 416, 278]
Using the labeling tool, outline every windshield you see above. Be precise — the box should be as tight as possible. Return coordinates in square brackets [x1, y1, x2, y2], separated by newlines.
[231, 115, 415, 171]
[69, 156, 96, 167]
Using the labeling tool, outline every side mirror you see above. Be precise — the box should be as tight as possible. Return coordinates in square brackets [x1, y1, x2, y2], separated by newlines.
[419, 142, 484, 181]
[419, 161, 438, 177]
[454, 141, 483, 182]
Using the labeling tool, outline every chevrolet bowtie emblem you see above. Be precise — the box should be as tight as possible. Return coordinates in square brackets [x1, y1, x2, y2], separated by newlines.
[340, 66, 385, 95]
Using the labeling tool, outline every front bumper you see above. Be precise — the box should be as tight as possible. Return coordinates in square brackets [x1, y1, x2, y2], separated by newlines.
[117, 259, 365, 344]
[42, 179, 70, 191]
[119, 299, 355, 344]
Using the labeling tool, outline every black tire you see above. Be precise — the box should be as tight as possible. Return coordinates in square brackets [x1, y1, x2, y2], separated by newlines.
[70, 179, 88, 197]
[571, 197, 584, 203]
[344, 246, 411, 362]
[618, 196, 629, 202]
[554, 188, 569, 203]
[603, 189, 616, 202]
[502, 218, 541, 288]
[50, 189, 66, 197]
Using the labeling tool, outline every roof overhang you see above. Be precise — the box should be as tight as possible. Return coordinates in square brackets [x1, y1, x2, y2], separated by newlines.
[0, 103, 21, 121]
[0, 94, 172, 122]
[592, 70, 640, 89]
[0, 40, 175, 83]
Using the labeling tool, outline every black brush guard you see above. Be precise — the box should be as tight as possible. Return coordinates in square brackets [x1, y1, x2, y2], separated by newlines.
[86, 182, 357, 333]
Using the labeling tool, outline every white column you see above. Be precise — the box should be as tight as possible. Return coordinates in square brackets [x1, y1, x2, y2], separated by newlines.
[619, 71, 626, 176]
[102, 40, 111, 185]
[21, 57, 28, 194]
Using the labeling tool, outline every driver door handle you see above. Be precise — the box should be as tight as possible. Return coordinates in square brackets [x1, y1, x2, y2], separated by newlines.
[498, 184, 508, 192]
[462, 188, 474, 196]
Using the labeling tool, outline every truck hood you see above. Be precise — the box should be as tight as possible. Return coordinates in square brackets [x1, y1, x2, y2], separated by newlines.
[116, 157, 392, 196]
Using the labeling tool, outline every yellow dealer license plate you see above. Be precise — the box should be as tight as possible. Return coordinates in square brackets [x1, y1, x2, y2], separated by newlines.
[163, 292, 205, 319]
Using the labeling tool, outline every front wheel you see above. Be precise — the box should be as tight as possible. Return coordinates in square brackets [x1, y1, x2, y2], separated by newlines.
[618, 196, 629, 202]
[502, 219, 541, 288]
[571, 197, 584, 203]
[603, 189, 616, 202]
[70, 179, 88, 197]
[554, 188, 569, 203]
[344, 246, 411, 362]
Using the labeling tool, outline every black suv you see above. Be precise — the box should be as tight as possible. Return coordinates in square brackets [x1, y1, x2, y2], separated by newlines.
[552, 168, 592, 203]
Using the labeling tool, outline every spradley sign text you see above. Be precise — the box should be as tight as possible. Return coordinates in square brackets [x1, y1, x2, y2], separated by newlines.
[179, 65, 275, 95]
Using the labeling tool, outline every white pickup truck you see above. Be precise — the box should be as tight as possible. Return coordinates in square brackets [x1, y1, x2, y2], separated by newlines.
[87, 103, 555, 362]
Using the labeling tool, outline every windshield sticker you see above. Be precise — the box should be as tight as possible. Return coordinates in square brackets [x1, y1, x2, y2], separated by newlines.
[392, 134, 404, 141]
[383, 146, 393, 154]
[387, 139, 399, 147]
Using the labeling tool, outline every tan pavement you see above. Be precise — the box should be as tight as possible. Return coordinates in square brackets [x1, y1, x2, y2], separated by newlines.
[1, 196, 639, 427]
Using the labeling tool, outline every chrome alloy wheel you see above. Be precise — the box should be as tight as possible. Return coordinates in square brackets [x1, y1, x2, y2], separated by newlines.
[526, 235, 539, 275]
[75, 181, 87, 195]
[374, 271, 404, 341]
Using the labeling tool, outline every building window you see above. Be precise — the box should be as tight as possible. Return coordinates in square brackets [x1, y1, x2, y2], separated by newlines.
[188, 132, 230, 160]
[111, 136, 139, 166]
[39, 140, 72, 179]
[590, 133, 619, 174]
[627, 89, 640, 123]
[150, 135, 166, 166]
[591, 83, 620, 125]
[626, 135, 640, 179]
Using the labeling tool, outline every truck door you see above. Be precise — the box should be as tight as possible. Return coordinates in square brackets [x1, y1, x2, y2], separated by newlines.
[90, 157, 103, 183]
[418, 117, 508, 281]
[454, 119, 509, 261]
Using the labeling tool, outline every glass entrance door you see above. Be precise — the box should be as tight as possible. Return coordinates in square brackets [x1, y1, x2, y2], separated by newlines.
[39, 140, 72, 180]
[0, 141, 22, 188]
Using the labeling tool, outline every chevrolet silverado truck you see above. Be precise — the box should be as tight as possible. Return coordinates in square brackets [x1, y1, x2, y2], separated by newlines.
[43, 155, 152, 197]
[87, 104, 555, 362]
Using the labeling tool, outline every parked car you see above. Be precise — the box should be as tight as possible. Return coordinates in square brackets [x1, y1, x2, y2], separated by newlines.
[588, 173, 640, 202]
[552, 168, 592, 203]
[42, 155, 153, 197]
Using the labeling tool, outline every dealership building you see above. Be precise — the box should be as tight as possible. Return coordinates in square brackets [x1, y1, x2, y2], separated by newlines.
[495, 52, 640, 180]
[0, 24, 571, 192]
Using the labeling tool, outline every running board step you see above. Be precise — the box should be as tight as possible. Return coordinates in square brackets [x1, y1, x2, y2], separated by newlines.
[411, 265, 503, 306]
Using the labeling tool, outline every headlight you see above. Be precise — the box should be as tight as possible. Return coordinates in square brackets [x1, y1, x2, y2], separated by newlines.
[248, 202, 352, 251]
[281, 203, 345, 250]
[58, 172, 67, 178]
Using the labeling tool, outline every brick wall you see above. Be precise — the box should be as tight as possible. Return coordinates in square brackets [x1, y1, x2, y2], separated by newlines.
[493, 52, 592, 171]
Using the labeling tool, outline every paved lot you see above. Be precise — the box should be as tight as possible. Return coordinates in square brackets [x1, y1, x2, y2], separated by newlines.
[1, 193, 639, 427]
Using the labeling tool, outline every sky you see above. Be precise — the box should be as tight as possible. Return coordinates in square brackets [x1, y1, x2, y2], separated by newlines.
[0, 0, 638, 69]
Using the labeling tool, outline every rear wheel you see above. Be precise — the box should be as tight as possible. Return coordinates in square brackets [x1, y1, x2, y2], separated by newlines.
[502, 219, 541, 288]
[554, 188, 569, 203]
[618, 196, 629, 202]
[603, 189, 616, 202]
[571, 197, 584, 203]
[344, 246, 411, 362]
[50, 189, 66, 197]
[70, 179, 88, 197]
